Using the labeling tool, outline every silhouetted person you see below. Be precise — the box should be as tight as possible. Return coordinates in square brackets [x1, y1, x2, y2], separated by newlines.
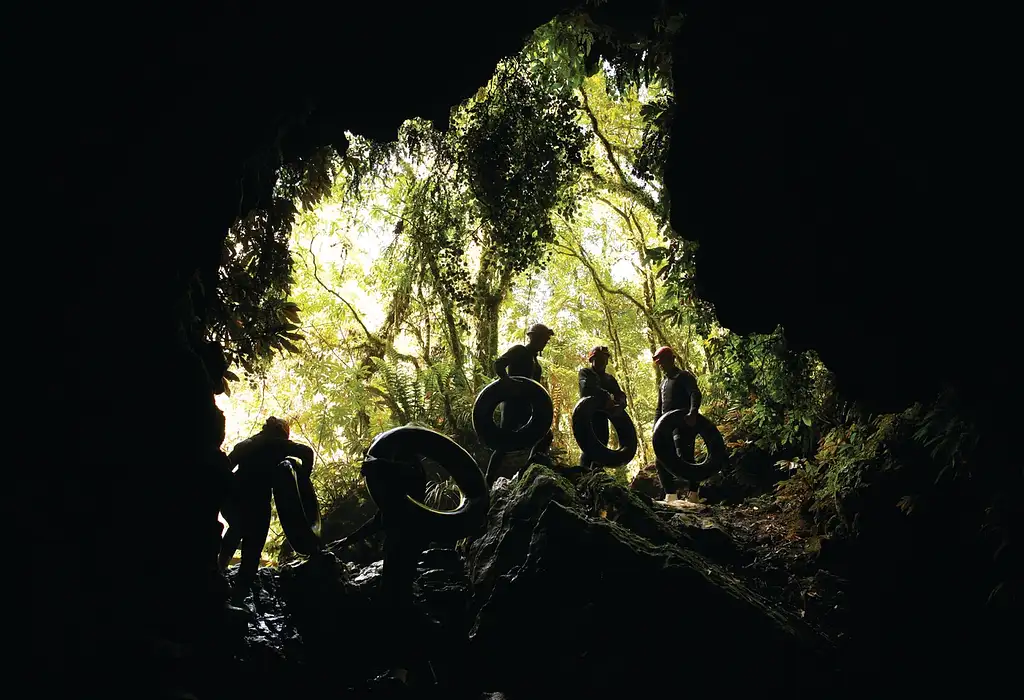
[218, 417, 315, 604]
[490, 323, 556, 480]
[333, 457, 428, 609]
[333, 456, 437, 689]
[652, 346, 703, 501]
[578, 345, 628, 470]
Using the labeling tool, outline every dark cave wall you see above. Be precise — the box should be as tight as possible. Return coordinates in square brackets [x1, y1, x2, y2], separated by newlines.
[666, 1, 1008, 416]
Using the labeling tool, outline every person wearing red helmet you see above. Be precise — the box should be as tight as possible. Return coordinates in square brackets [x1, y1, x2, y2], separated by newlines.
[218, 416, 316, 605]
[578, 345, 628, 469]
[652, 346, 703, 501]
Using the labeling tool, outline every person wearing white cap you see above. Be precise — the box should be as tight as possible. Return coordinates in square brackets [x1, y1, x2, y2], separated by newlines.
[489, 323, 556, 478]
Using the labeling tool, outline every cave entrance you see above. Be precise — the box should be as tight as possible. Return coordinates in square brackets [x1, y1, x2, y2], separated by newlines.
[204, 15, 786, 563]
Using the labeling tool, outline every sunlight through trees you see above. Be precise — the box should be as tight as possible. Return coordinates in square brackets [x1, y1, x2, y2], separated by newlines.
[212, 18, 831, 560]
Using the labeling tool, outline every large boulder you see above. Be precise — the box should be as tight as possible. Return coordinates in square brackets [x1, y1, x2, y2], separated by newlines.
[465, 468, 580, 610]
[465, 466, 834, 695]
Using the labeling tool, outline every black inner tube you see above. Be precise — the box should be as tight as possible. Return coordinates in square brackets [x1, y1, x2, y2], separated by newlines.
[273, 459, 323, 556]
[652, 410, 728, 483]
[364, 425, 489, 542]
[472, 378, 554, 452]
[571, 396, 638, 467]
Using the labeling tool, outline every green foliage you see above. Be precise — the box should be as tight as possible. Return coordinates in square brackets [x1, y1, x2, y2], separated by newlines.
[457, 55, 589, 278]
[707, 327, 834, 450]
[212, 14, 854, 533]
[215, 16, 688, 492]
[576, 2, 683, 96]
[424, 478, 463, 511]
[774, 390, 1013, 608]
[205, 147, 340, 377]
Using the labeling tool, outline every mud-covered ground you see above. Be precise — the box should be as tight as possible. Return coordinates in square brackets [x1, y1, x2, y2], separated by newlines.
[659, 493, 850, 646]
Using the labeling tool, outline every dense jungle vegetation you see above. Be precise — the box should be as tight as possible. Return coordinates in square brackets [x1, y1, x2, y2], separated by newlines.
[188, 17, 1010, 607]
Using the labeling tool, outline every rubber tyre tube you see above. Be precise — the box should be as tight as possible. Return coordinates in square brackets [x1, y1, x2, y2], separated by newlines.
[651, 410, 728, 483]
[272, 459, 323, 556]
[570, 396, 639, 467]
[472, 378, 554, 452]
[363, 425, 490, 542]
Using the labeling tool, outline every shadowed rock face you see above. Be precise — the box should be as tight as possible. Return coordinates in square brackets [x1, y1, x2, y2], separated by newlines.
[212, 465, 834, 698]
[464, 467, 832, 695]
[665, 2, 1008, 416]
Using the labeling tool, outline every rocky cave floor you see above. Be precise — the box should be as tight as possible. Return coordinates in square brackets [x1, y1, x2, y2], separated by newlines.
[654, 494, 849, 642]
[186, 464, 852, 699]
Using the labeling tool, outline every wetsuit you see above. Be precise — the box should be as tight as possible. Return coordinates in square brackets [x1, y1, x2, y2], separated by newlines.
[488, 344, 552, 482]
[218, 432, 314, 600]
[578, 366, 627, 468]
[653, 369, 703, 494]
[496, 344, 543, 431]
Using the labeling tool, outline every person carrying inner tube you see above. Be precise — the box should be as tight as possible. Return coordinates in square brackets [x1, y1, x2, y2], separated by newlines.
[652, 346, 704, 502]
[330, 456, 428, 577]
[490, 323, 556, 478]
[333, 456, 438, 689]
[578, 345, 627, 470]
[218, 417, 315, 605]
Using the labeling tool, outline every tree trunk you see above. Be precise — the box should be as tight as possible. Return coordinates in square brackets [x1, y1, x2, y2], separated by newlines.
[474, 294, 502, 386]
[424, 255, 468, 386]
[472, 253, 511, 387]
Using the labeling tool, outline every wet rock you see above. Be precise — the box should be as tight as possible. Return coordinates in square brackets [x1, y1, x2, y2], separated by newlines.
[415, 548, 471, 633]
[579, 470, 683, 544]
[420, 546, 465, 572]
[582, 470, 745, 564]
[466, 466, 578, 609]
[212, 464, 841, 697]
[668, 510, 745, 565]
[350, 559, 384, 593]
[272, 554, 392, 688]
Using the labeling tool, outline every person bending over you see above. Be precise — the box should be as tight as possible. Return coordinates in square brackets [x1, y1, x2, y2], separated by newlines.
[218, 417, 315, 604]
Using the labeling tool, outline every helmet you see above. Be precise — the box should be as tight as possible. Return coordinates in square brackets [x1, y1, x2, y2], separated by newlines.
[588, 345, 610, 360]
[652, 346, 675, 362]
[527, 323, 555, 338]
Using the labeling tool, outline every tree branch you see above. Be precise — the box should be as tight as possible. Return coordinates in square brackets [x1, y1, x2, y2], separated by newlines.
[306, 233, 376, 342]
[581, 165, 662, 220]
[367, 385, 406, 424]
[579, 85, 664, 220]
[552, 235, 670, 348]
